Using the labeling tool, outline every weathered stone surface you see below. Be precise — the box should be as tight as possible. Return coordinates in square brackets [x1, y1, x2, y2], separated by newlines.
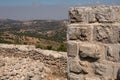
[69, 7, 96, 23]
[105, 44, 120, 62]
[0, 60, 5, 67]
[68, 57, 89, 74]
[69, 59, 82, 74]
[101, 77, 114, 80]
[117, 68, 120, 80]
[31, 75, 41, 80]
[68, 73, 81, 80]
[68, 5, 120, 80]
[78, 61, 90, 74]
[95, 6, 117, 23]
[67, 41, 79, 57]
[94, 24, 120, 43]
[113, 64, 120, 80]
[93, 62, 113, 77]
[69, 6, 120, 23]
[79, 43, 103, 61]
[84, 77, 101, 80]
[94, 62, 106, 76]
[67, 26, 78, 40]
[67, 25, 93, 41]
[0, 45, 67, 80]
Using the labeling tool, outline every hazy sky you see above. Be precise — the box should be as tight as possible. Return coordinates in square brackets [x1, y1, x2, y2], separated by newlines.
[0, 0, 120, 20]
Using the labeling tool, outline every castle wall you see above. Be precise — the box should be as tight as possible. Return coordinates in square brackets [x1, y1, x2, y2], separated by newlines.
[67, 6, 120, 80]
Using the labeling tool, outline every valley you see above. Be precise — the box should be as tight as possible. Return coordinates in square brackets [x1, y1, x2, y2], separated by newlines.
[0, 19, 68, 52]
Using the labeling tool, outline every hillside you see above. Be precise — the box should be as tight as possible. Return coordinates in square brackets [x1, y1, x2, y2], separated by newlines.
[0, 19, 68, 52]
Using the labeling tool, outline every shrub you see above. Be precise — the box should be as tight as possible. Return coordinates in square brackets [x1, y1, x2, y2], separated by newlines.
[0, 39, 12, 44]
[57, 44, 67, 52]
[46, 45, 52, 50]
[35, 44, 43, 49]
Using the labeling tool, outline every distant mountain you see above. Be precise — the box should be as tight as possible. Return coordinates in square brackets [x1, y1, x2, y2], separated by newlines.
[0, 18, 20, 25]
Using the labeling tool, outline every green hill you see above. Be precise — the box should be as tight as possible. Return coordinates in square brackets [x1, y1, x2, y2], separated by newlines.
[0, 19, 68, 52]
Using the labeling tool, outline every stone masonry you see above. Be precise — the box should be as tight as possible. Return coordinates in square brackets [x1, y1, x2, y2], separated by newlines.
[67, 6, 120, 80]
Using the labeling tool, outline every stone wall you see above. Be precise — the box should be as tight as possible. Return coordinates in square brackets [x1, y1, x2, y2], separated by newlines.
[67, 6, 120, 80]
[0, 44, 67, 79]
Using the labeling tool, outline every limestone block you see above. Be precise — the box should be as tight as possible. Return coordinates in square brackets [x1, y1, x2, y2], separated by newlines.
[68, 58, 89, 74]
[69, 59, 82, 74]
[67, 26, 78, 40]
[111, 6, 120, 22]
[94, 24, 120, 43]
[79, 61, 90, 74]
[84, 77, 101, 80]
[79, 43, 104, 61]
[105, 44, 120, 62]
[69, 6, 120, 23]
[95, 6, 117, 23]
[67, 41, 79, 57]
[67, 24, 93, 41]
[93, 62, 113, 77]
[68, 73, 81, 80]
[101, 77, 114, 80]
[113, 64, 120, 79]
[69, 7, 96, 23]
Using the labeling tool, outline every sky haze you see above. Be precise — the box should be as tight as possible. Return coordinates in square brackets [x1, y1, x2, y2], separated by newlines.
[0, 0, 120, 20]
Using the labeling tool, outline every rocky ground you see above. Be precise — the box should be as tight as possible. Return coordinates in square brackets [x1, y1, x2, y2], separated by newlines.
[0, 44, 67, 80]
